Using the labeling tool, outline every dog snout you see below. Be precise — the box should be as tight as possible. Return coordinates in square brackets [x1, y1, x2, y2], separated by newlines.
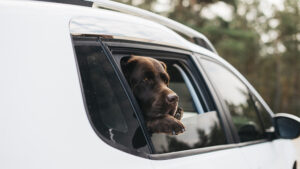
[166, 93, 179, 104]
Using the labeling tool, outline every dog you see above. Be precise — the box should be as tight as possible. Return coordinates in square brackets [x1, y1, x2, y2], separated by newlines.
[121, 55, 185, 135]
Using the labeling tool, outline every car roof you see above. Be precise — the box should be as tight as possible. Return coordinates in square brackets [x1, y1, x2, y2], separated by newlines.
[69, 4, 217, 56]
[36, 0, 217, 54]
[3, 0, 219, 57]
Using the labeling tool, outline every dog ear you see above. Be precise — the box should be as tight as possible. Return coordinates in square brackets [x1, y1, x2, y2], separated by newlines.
[121, 56, 131, 79]
[121, 56, 137, 79]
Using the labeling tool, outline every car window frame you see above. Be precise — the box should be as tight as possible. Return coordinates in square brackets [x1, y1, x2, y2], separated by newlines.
[106, 42, 212, 113]
[72, 35, 270, 159]
[249, 93, 275, 135]
[197, 56, 273, 145]
[102, 38, 238, 158]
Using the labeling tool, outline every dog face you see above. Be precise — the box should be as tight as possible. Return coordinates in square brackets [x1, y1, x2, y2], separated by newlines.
[121, 56, 179, 119]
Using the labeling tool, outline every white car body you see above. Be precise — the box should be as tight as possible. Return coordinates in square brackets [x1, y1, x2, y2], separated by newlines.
[0, 1, 297, 169]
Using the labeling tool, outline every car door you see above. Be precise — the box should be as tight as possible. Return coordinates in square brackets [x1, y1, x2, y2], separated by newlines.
[146, 56, 250, 169]
[198, 57, 297, 169]
[74, 35, 254, 169]
[237, 95, 297, 169]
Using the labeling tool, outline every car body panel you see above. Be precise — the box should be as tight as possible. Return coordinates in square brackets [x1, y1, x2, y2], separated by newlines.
[70, 16, 188, 49]
[90, 0, 217, 54]
[0, 1, 152, 169]
[151, 147, 251, 169]
[0, 0, 297, 169]
[239, 140, 296, 169]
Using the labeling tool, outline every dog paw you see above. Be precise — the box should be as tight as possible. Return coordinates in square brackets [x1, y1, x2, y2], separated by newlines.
[170, 120, 185, 135]
[174, 107, 183, 120]
[147, 116, 186, 135]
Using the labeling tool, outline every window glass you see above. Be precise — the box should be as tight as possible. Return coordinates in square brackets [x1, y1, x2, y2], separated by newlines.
[252, 96, 274, 132]
[74, 42, 149, 153]
[151, 110, 226, 153]
[201, 59, 265, 142]
[150, 60, 227, 153]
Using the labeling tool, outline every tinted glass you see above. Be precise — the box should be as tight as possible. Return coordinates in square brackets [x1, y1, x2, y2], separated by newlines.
[150, 61, 227, 153]
[152, 111, 226, 153]
[252, 96, 273, 132]
[74, 42, 149, 153]
[201, 59, 265, 142]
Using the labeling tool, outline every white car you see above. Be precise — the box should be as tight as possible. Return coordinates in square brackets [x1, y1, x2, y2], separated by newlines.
[0, 0, 299, 169]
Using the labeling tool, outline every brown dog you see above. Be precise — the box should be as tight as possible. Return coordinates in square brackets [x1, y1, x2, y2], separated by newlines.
[121, 55, 185, 135]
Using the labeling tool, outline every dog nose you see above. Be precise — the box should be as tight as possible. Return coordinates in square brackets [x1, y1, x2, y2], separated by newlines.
[166, 93, 178, 104]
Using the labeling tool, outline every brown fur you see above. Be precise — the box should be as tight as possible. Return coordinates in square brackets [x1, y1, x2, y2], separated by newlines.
[121, 55, 185, 135]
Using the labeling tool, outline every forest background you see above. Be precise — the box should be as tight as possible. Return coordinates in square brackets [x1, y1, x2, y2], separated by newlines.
[115, 0, 300, 116]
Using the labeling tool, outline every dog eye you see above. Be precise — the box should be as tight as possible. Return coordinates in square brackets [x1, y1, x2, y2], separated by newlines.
[160, 74, 169, 84]
[143, 77, 149, 82]
[163, 78, 168, 84]
[165, 80, 169, 86]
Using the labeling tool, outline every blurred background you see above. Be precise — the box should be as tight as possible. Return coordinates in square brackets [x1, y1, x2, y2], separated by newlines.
[114, 0, 300, 117]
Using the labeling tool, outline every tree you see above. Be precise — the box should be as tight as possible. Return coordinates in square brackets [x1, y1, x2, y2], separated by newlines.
[112, 0, 300, 116]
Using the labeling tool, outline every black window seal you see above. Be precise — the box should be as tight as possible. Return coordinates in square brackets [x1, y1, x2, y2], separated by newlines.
[103, 39, 192, 55]
[180, 59, 215, 112]
[36, 0, 93, 7]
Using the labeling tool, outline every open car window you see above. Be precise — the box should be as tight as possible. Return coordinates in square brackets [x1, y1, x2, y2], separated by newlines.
[73, 36, 229, 156]
[168, 63, 203, 117]
[115, 54, 228, 154]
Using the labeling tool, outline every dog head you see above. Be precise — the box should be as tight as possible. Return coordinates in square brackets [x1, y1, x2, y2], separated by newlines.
[121, 55, 179, 119]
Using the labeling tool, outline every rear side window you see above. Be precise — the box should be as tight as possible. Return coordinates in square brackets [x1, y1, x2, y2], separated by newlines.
[73, 38, 149, 155]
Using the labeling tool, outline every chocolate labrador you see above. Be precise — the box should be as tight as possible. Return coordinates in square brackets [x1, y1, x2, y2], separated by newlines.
[121, 55, 185, 135]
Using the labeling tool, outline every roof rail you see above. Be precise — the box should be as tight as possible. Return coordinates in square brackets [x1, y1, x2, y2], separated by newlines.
[88, 0, 218, 54]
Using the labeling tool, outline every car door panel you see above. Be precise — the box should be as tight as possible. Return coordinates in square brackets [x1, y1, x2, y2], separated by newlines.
[239, 139, 296, 169]
[197, 56, 297, 169]
[150, 148, 251, 169]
